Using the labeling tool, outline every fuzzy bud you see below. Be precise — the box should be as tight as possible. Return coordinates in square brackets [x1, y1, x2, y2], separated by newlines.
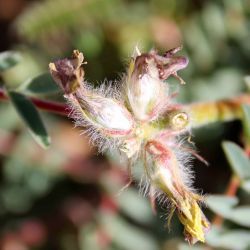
[71, 90, 134, 137]
[126, 52, 168, 121]
[146, 140, 210, 244]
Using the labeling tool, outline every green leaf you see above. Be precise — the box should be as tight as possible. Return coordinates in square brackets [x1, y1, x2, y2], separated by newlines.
[0, 51, 21, 72]
[206, 195, 250, 227]
[79, 223, 100, 250]
[116, 188, 153, 225]
[206, 226, 250, 250]
[8, 90, 50, 148]
[230, 206, 250, 227]
[222, 141, 250, 180]
[20, 73, 60, 95]
[242, 105, 250, 143]
[206, 195, 238, 217]
[100, 214, 158, 250]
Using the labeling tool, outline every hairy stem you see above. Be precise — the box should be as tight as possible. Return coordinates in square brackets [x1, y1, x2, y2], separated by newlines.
[188, 95, 250, 128]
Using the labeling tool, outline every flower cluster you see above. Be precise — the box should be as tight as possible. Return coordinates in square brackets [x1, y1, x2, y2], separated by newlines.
[49, 47, 210, 244]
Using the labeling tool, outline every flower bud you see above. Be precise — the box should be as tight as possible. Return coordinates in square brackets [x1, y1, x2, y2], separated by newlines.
[72, 91, 134, 137]
[49, 50, 85, 94]
[126, 53, 168, 121]
[146, 140, 210, 244]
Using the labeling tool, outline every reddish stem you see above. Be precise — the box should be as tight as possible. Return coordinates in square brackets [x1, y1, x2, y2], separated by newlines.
[224, 175, 241, 197]
[0, 87, 68, 116]
[31, 97, 68, 116]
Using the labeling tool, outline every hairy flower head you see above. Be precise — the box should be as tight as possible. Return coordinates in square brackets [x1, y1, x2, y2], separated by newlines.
[49, 47, 210, 244]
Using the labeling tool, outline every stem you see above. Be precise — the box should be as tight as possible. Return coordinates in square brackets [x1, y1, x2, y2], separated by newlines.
[31, 97, 67, 116]
[1, 87, 250, 125]
[188, 95, 250, 128]
[0, 87, 68, 116]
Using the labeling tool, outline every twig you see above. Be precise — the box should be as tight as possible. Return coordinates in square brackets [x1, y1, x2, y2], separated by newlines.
[0, 87, 68, 116]
[1, 87, 250, 125]
[188, 94, 250, 128]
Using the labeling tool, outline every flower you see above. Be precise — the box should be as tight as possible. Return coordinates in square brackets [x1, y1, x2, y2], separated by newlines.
[126, 51, 168, 121]
[50, 50, 134, 138]
[49, 50, 85, 94]
[49, 47, 210, 244]
[146, 140, 210, 244]
[69, 89, 135, 137]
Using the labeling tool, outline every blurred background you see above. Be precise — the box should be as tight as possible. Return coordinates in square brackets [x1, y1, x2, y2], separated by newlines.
[0, 0, 250, 249]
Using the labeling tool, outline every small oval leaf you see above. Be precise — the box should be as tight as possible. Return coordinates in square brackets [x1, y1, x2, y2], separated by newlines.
[230, 207, 250, 227]
[8, 90, 50, 148]
[20, 73, 60, 95]
[100, 214, 158, 250]
[222, 141, 250, 180]
[0, 51, 21, 72]
[207, 195, 250, 227]
[116, 188, 153, 225]
[206, 226, 250, 250]
[206, 195, 238, 217]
